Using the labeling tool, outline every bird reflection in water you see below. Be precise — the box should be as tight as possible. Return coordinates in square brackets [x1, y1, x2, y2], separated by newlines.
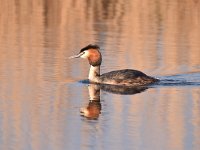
[80, 83, 148, 120]
[80, 84, 101, 120]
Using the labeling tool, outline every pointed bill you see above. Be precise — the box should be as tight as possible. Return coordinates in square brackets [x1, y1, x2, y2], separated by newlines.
[68, 53, 83, 59]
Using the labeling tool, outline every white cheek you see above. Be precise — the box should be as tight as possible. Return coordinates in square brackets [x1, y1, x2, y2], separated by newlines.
[80, 51, 89, 59]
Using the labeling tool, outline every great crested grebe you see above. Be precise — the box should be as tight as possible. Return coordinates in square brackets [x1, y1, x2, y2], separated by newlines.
[69, 44, 159, 86]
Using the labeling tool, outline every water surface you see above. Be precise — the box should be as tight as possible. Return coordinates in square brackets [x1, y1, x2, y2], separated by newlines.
[0, 0, 200, 150]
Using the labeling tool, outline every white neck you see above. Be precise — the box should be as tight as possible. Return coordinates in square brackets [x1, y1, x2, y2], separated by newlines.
[88, 65, 100, 83]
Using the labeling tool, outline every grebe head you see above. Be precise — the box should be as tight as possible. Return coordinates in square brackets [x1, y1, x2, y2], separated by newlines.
[69, 44, 102, 66]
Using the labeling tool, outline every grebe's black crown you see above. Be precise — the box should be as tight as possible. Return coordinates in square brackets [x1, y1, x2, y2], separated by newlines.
[80, 44, 100, 53]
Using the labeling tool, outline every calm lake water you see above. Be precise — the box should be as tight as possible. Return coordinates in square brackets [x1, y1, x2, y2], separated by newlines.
[0, 0, 200, 150]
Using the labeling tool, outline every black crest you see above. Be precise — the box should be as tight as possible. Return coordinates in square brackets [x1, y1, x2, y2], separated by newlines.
[80, 44, 100, 53]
